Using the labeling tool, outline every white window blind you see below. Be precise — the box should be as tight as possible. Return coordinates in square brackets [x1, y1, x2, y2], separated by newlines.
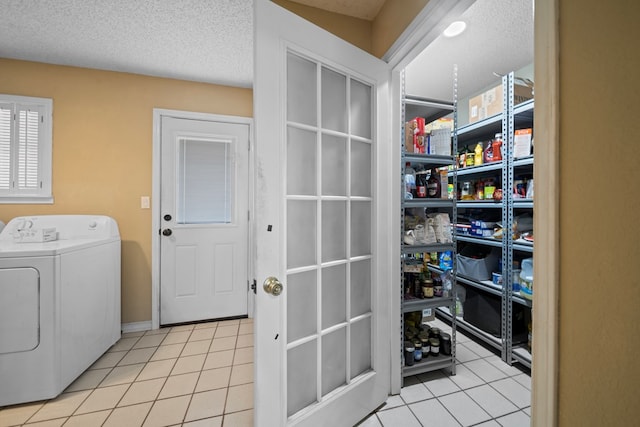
[0, 95, 52, 203]
[177, 137, 233, 224]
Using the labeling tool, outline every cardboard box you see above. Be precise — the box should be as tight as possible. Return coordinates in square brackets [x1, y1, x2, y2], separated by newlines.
[439, 169, 448, 199]
[425, 118, 454, 133]
[404, 122, 415, 153]
[469, 84, 533, 123]
[415, 134, 426, 154]
[427, 128, 451, 155]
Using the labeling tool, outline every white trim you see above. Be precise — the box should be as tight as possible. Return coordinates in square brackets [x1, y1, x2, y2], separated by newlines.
[383, 0, 476, 70]
[532, 0, 559, 425]
[383, 3, 559, 420]
[151, 108, 254, 330]
[121, 321, 153, 334]
[0, 94, 53, 202]
[0, 196, 54, 204]
[384, 0, 477, 397]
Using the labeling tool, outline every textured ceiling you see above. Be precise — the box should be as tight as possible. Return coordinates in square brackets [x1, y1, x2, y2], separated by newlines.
[0, 0, 255, 88]
[0, 0, 533, 98]
[405, 0, 534, 101]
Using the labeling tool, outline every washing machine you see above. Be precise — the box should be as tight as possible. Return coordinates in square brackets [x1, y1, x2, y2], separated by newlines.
[0, 215, 121, 406]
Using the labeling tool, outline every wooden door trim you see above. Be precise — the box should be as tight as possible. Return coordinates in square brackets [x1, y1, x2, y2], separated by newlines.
[532, 0, 559, 425]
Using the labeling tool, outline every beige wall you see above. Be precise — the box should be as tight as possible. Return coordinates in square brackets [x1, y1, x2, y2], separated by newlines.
[557, 0, 640, 425]
[371, 0, 429, 58]
[274, 0, 428, 59]
[273, 0, 373, 54]
[0, 59, 252, 324]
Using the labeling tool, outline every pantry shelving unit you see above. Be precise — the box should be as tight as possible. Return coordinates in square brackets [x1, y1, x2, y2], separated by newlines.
[437, 73, 534, 369]
[510, 92, 534, 368]
[399, 71, 458, 379]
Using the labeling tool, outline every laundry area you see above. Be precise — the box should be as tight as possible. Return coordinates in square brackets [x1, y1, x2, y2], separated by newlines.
[1, 0, 638, 426]
[0, 216, 121, 406]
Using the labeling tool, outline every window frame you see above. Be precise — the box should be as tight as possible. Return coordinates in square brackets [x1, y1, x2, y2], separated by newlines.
[0, 94, 53, 204]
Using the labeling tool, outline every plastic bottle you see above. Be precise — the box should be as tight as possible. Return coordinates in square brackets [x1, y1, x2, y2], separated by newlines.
[404, 162, 416, 199]
[474, 142, 483, 166]
[492, 134, 503, 162]
[520, 257, 533, 300]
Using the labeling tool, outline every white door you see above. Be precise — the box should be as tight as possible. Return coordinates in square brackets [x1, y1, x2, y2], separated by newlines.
[254, 1, 392, 426]
[160, 115, 249, 325]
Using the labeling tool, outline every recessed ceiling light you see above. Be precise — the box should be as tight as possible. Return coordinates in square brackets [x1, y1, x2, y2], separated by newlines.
[443, 21, 467, 38]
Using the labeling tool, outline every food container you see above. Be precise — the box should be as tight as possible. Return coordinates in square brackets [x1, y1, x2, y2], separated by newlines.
[414, 341, 423, 361]
[440, 332, 452, 355]
[429, 337, 440, 356]
[492, 272, 503, 286]
[512, 269, 522, 292]
[404, 342, 415, 366]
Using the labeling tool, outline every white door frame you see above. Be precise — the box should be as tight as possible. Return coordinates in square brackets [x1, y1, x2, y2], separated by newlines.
[383, 0, 558, 425]
[151, 109, 255, 330]
[381, 0, 478, 395]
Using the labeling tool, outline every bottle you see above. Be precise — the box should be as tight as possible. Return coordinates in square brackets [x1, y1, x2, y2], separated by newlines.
[474, 142, 483, 166]
[484, 140, 493, 163]
[404, 162, 416, 199]
[492, 134, 503, 162]
[415, 171, 428, 198]
[475, 179, 485, 200]
[427, 168, 441, 198]
[461, 181, 474, 200]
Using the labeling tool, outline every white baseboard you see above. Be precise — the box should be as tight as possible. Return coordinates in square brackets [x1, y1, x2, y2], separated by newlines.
[121, 321, 153, 334]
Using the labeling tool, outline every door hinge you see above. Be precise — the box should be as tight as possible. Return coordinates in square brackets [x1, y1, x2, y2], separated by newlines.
[250, 279, 257, 294]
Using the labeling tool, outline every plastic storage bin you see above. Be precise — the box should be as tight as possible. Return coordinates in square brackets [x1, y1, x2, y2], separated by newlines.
[456, 246, 500, 281]
[463, 285, 528, 340]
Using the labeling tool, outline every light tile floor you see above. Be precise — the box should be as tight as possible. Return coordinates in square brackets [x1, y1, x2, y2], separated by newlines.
[0, 317, 530, 427]
[361, 318, 531, 427]
[0, 318, 254, 427]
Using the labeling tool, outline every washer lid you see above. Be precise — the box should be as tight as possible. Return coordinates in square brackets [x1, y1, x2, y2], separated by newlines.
[0, 237, 118, 257]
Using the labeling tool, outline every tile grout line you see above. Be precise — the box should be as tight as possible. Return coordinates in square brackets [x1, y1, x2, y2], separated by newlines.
[7, 320, 251, 426]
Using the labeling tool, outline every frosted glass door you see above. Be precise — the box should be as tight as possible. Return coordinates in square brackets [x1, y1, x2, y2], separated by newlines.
[285, 52, 374, 417]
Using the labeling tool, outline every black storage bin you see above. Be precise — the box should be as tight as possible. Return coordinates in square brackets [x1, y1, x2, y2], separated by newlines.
[463, 285, 527, 341]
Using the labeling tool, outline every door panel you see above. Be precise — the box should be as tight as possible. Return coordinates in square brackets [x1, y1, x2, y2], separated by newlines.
[160, 116, 249, 325]
[255, 1, 392, 425]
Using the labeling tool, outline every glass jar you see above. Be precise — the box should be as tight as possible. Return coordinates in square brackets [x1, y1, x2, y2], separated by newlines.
[422, 279, 434, 298]
[440, 332, 452, 355]
[461, 181, 474, 200]
[404, 341, 415, 366]
[429, 337, 440, 356]
[429, 327, 441, 339]
[414, 341, 423, 361]
[420, 336, 430, 358]
[433, 275, 443, 297]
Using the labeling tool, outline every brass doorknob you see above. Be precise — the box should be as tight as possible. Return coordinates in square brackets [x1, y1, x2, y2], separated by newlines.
[263, 277, 283, 296]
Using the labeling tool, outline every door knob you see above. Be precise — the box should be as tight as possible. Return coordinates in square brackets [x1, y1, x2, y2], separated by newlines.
[263, 277, 283, 296]
[162, 229, 172, 236]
